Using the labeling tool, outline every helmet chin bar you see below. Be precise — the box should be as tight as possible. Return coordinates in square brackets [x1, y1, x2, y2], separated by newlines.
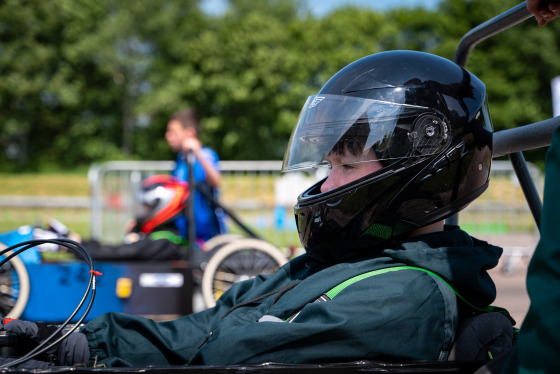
[294, 160, 423, 264]
[293, 140, 490, 265]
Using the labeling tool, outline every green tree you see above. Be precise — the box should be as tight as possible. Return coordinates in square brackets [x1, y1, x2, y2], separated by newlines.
[435, 0, 560, 165]
[135, 0, 312, 160]
[0, 0, 556, 171]
[0, 0, 204, 171]
[0, 0, 121, 171]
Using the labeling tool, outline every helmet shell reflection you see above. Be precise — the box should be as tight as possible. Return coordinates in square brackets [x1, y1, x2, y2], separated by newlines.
[283, 51, 493, 264]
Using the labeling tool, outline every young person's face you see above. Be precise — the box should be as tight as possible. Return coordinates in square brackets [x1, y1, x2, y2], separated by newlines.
[320, 145, 383, 193]
[165, 120, 194, 152]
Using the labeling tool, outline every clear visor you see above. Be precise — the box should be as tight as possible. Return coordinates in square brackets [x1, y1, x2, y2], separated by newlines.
[282, 94, 449, 172]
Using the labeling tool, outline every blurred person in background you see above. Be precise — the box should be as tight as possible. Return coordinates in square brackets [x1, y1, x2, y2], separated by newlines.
[165, 108, 226, 248]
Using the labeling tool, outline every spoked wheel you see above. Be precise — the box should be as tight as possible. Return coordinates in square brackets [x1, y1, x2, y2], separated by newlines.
[201, 234, 244, 253]
[0, 243, 30, 318]
[201, 238, 287, 308]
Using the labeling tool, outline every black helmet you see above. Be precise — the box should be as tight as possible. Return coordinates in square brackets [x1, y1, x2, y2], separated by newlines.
[282, 50, 493, 264]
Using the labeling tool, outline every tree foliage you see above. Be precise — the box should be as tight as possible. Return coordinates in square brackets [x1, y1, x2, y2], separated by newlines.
[0, 0, 558, 171]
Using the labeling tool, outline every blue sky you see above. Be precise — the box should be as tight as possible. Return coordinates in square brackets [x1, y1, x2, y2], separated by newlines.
[305, 0, 441, 16]
[201, 0, 442, 17]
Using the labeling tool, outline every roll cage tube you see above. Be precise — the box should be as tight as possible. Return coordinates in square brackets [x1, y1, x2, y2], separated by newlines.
[446, 1, 560, 230]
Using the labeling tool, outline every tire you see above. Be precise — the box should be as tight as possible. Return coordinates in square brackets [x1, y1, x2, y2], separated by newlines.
[201, 238, 287, 308]
[0, 243, 30, 319]
[201, 234, 244, 253]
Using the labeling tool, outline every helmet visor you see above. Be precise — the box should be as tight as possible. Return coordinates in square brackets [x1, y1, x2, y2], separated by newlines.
[282, 94, 449, 172]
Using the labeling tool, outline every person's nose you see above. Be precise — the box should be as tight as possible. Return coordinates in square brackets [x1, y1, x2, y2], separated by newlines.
[320, 170, 339, 193]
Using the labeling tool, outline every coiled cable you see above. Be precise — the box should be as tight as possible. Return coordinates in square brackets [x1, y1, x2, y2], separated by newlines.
[0, 238, 98, 368]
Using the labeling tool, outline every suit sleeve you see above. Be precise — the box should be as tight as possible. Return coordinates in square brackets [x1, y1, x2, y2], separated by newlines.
[81, 273, 270, 367]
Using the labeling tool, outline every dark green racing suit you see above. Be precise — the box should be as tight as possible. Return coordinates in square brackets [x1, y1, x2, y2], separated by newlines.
[81, 226, 502, 367]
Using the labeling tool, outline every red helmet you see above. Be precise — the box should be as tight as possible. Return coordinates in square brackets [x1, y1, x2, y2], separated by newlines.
[134, 175, 189, 234]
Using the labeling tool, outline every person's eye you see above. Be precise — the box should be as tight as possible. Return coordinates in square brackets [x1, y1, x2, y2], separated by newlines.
[342, 164, 354, 170]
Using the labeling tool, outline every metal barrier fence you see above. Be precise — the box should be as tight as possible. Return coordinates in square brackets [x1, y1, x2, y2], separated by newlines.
[0, 160, 542, 272]
[87, 160, 318, 249]
[87, 160, 542, 255]
[0, 196, 90, 238]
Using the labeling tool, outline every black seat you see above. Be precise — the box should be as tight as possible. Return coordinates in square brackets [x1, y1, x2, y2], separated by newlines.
[448, 312, 515, 362]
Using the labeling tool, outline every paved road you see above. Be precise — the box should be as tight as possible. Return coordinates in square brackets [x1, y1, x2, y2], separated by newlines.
[489, 257, 530, 328]
[483, 234, 535, 328]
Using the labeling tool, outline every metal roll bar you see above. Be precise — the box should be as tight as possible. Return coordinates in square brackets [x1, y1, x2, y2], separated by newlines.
[453, 2, 533, 67]
[448, 1, 560, 230]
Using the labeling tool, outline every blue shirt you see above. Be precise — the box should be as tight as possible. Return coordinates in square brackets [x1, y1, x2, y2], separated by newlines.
[172, 147, 226, 242]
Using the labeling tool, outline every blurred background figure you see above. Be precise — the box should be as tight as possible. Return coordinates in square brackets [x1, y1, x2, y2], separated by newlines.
[165, 109, 226, 247]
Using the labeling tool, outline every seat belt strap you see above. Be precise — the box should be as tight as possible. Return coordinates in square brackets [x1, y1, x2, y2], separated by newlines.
[282, 265, 512, 361]
[324, 265, 509, 316]
[285, 266, 449, 322]
[285, 265, 511, 324]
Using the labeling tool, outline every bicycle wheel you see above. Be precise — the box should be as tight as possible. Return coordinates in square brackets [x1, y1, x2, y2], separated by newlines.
[201, 238, 287, 308]
[0, 243, 30, 318]
[201, 234, 243, 254]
